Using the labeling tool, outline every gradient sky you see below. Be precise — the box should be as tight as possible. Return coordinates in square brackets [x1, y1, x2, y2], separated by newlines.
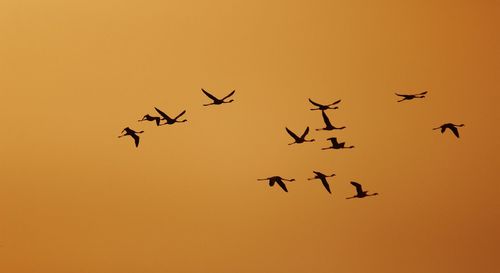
[1, 1, 499, 272]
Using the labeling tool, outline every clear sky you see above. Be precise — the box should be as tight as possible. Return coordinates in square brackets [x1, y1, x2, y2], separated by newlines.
[0, 1, 499, 272]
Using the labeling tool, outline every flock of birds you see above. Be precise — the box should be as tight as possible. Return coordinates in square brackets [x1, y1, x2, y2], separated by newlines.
[118, 89, 464, 199]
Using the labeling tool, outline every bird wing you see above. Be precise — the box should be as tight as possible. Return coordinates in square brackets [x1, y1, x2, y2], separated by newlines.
[201, 89, 219, 101]
[174, 110, 186, 120]
[300, 127, 310, 138]
[329, 137, 339, 145]
[395, 93, 406, 97]
[418, 91, 428, 95]
[313, 171, 322, 176]
[321, 178, 331, 194]
[321, 111, 333, 127]
[449, 126, 460, 138]
[350, 181, 363, 195]
[329, 99, 341, 106]
[286, 127, 300, 141]
[276, 180, 288, 192]
[154, 107, 171, 120]
[131, 134, 140, 147]
[308, 98, 324, 107]
[222, 90, 236, 100]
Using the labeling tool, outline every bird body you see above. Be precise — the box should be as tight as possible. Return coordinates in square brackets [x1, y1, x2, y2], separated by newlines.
[154, 107, 187, 125]
[433, 123, 464, 138]
[395, 91, 427, 102]
[202, 89, 235, 106]
[309, 98, 341, 111]
[138, 114, 162, 126]
[286, 127, 315, 145]
[346, 181, 378, 199]
[257, 176, 295, 192]
[322, 137, 354, 150]
[118, 127, 144, 147]
[308, 171, 335, 194]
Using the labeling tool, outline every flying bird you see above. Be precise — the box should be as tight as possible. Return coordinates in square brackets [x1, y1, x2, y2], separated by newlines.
[286, 127, 315, 145]
[308, 98, 341, 111]
[322, 137, 354, 150]
[346, 181, 378, 199]
[202, 89, 235, 106]
[257, 176, 295, 192]
[118, 127, 144, 147]
[433, 123, 464, 138]
[138, 114, 162, 126]
[395, 91, 428, 102]
[316, 110, 346, 131]
[307, 171, 336, 194]
[154, 107, 187, 125]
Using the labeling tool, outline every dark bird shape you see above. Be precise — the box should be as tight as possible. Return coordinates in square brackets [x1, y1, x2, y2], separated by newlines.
[257, 176, 295, 192]
[138, 114, 162, 126]
[286, 127, 315, 145]
[307, 171, 335, 194]
[154, 107, 187, 125]
[395, 91, 427, 102]
[316, 110, 346, 131]
[433, 123, 464, 138]
[202, 89, 235, 106]
[118, 127, 144, 147]
[346, 181, 378, 199]
[322, 137, 354, 150]
[309, 98, 341, 111]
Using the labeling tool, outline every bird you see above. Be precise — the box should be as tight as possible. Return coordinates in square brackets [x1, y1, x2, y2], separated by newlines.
[286, 127, 315, 145]
[118, 127, 144, 147]
[138, 114, 162, 126]
[395, 91, 427, 102]
[346, 181, 378, 199]
[322, 137, 354, 150]
[307, 171, 335, 194]
[202, 89, 235, 106]
[308, 98, 341, 111]
[154, 107, 187, 125]
[257, 176, 295, 192]
[316, 110, 346, 131]
[433, 123, 464, 138]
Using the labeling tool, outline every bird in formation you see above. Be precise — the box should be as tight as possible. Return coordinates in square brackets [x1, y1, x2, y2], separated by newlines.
[202, 89, 236, 106]
[154, 107, 187, 125]
[307, 171, 336, 194]
[118, 127, 144, 147]
[138, 114, 162, 126]
[395, 91, 428, 102]
[257, 176, 296, 192]
[346, 181, 378, 199]
[316, 110, 346, 131]
[322, 137, 354, 150]
[286, 127, 315, 145]
[433, 123, 464, 138]
[308, 98, 341, 111]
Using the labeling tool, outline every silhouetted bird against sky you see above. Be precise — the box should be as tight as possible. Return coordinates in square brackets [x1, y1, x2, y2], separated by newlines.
[395, 91, 427, 102]
[138, 114, 162, 126]
[202, 89, 235, 106]
[433, 123, 464, 138]
[286, 127, 315, 145]
[307, 171, 335, 194]
[308, 98, 341, 111]
[346, 181, 378, 199]
[316, 110, 346, 131]
[118, 127, 144, 147]
[322, 137, 354, 150]
[154, 107, 187, 125]
[257, 176, 296, 192]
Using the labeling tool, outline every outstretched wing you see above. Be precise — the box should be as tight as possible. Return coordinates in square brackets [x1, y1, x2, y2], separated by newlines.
[313, 171, 322, 177]
[131, 134, 140, 147]
[300, 126, 310, 138]
[350, 181, 363, 195]
[329, 99, 341, 106]
[395, 93, 406, 97]
[328, 137, 339, 146]
[449, 126, 460, 138]
[222, 90, 236, 100]
[321, 178, 331, 194]
[276, 180, 288, 192]
[321, 111, 333, 127]
[154, 107, 171, 120]
[308, 98, 324, 107]
[201, 89, 219, 101]
[175, 110, 186, 120]
[418, 91, 428, 95]
[286, 127, 300, 141]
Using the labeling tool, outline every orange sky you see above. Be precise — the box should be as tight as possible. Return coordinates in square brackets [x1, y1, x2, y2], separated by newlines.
[0, 1, 499, 272]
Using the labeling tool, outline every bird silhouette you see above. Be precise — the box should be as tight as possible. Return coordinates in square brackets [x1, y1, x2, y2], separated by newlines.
[308, 98, 341, 111]
[307, 171, 335, 194]
[257, 176, 295, 192]
[346, 181, 378, 199]
[322, 137, 354, 150]
[154, 107, 187, 125]
[316, 110, 346, 131]
[202, 89, 235, 106]
[118, 127, 144, 147]
[395, 91, 427, 102]
[286, 127, 315, 145]
[138, 114, 162, 126]
[433, 123, 464, 138]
